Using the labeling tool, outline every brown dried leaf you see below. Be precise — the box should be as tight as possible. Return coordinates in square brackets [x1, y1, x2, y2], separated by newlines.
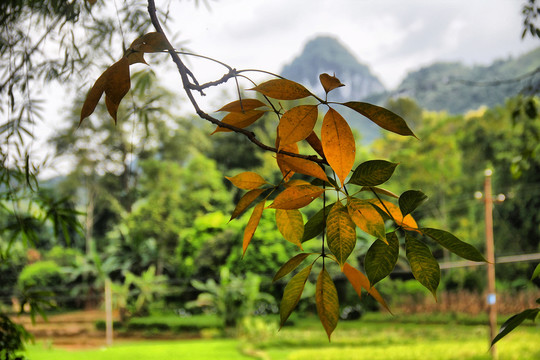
[129, 32, 170, 53]
[104, 57, 131, 123]
[319, 73, 345, 94]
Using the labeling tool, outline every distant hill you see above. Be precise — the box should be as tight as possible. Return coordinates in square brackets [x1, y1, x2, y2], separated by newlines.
[280, 36, 386, 143]
[281, 36, 386, 101]
[371, 47, 540, 114]
[280, 36, 540, 141]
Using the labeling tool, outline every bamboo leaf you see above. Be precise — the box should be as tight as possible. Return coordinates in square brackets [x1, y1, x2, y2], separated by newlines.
[347, 197, 386, 242]
[343, 101, 417, 138]
[420, 228, 487, 262]
[326, 202, 356, 268]
[319, 73, 345, 94]
[365, 232, 399, 286]
[277, 105, 319, 147]
[491, 309, 540, 346]
[280, 265, 313, 327]
[217, 99, 267, 112]
[348, 160, 398, 187]
[302, 203, 334, 242]
[342, 263, 392, 313]
[399, 190, 428, 217]
[268, 185, 324, 210]
[273, 253, 313, 283]
[321, 107, 356, 186]
[242, 200, 265, 256]
[316, 268, 339, 340]
[230, 188, 266, 221]
[405, 234, 440, 299]
[212, 110, 266, 133]
[251, 79, 312, 100]
[276, 209, 304, 249]
[225, 171, 267, 190]
[276, 154, 329, 182]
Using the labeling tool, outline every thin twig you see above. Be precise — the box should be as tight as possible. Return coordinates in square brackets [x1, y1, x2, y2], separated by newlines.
[146, 0, 327, 165]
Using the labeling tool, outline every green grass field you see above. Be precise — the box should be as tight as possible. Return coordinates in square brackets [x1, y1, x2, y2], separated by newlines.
[25, 316, 539, 360]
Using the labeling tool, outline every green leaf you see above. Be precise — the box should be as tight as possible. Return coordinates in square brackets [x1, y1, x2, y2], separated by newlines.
[326, 202, 356, 269]
[348, 160, 398, 186]
[420, 228, 486, 262]
[275, 209, 304, 249]
[491, 309, 540, 346]
[273, 253, 313, 283]
[399, 190, 428, 217]
[302, 203, 334, 243]
[365, 232, 399, 286]
[405, 234, 440, 299]
[531, 263, 540, 281]
[316, 268, 339, 341]
[280, 265, 313, 328]
[342, 101, 417, 138]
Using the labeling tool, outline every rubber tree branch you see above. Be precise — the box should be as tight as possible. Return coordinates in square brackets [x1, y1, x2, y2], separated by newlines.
[146, 0, 327, 165]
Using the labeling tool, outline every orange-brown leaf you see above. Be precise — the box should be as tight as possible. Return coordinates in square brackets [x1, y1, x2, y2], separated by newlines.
[347, 197, 387, 242]
[243, 200, 265, 256]
[217, 99, 267, 112]
[319, 73, 345, 94]
[268, 185, 325, 210]
[104, 57, 131, 123]
[306, 131, 325, 159]
[230, 188, 266, 221]
[276, 155, 329, 182]
[276, 142, 299, 181]
[284, 179, 312, 187]
[321, 107, 356, 186]
[212, 110, 265, 134]
[127, 51, 148, 65]
[251, 79, 312, 100]
[226, 172, 267, 190]
[342, 263, 392, 314]
[369, 199, 418, 229]
[278, 105, 318, 147]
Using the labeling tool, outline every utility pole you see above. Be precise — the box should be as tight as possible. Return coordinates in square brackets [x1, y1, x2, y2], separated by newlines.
[483, 169, 498, 359]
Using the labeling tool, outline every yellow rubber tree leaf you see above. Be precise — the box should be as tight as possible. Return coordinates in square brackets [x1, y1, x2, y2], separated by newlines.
[321, 107, 356, 186]
[316, 267, 339, 340]
[273, 253, 313, 283]
[276, 155, 329, 182]
[368, 199, 418, 229]
[326, 202, 356, 269]
[229, 188, 266, 221]
[284, 179, 312, 187]
[347, 197, 387, 243]
[275, 209, 304, 249]
[217, 99, 267, 112]
[243, 200, 265, 256]
[129, 32, 170, 53]
[319, 73, 345, 94]
[226, 171, 267, 190]
[104, 57, 131, 123]
[268, 185, 325, 210]
[342, 263, 392, 314]
[278, 105, 319, 147]
[280, 264, 313, 328]
[251, 79, 312, 100]
[212, 110, 266, 133]
[276, 142, 299, 182]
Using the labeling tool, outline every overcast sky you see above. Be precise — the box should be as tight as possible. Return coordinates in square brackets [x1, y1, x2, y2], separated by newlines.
[168, 0, 538, 88]
[38, 0, 539, 178]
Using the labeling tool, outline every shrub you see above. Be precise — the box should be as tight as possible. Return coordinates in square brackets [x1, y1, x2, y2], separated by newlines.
[16, 261, 69, 309]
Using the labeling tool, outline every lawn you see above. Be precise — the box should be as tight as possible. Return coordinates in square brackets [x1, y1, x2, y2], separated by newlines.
[25, 316, 539, 360]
